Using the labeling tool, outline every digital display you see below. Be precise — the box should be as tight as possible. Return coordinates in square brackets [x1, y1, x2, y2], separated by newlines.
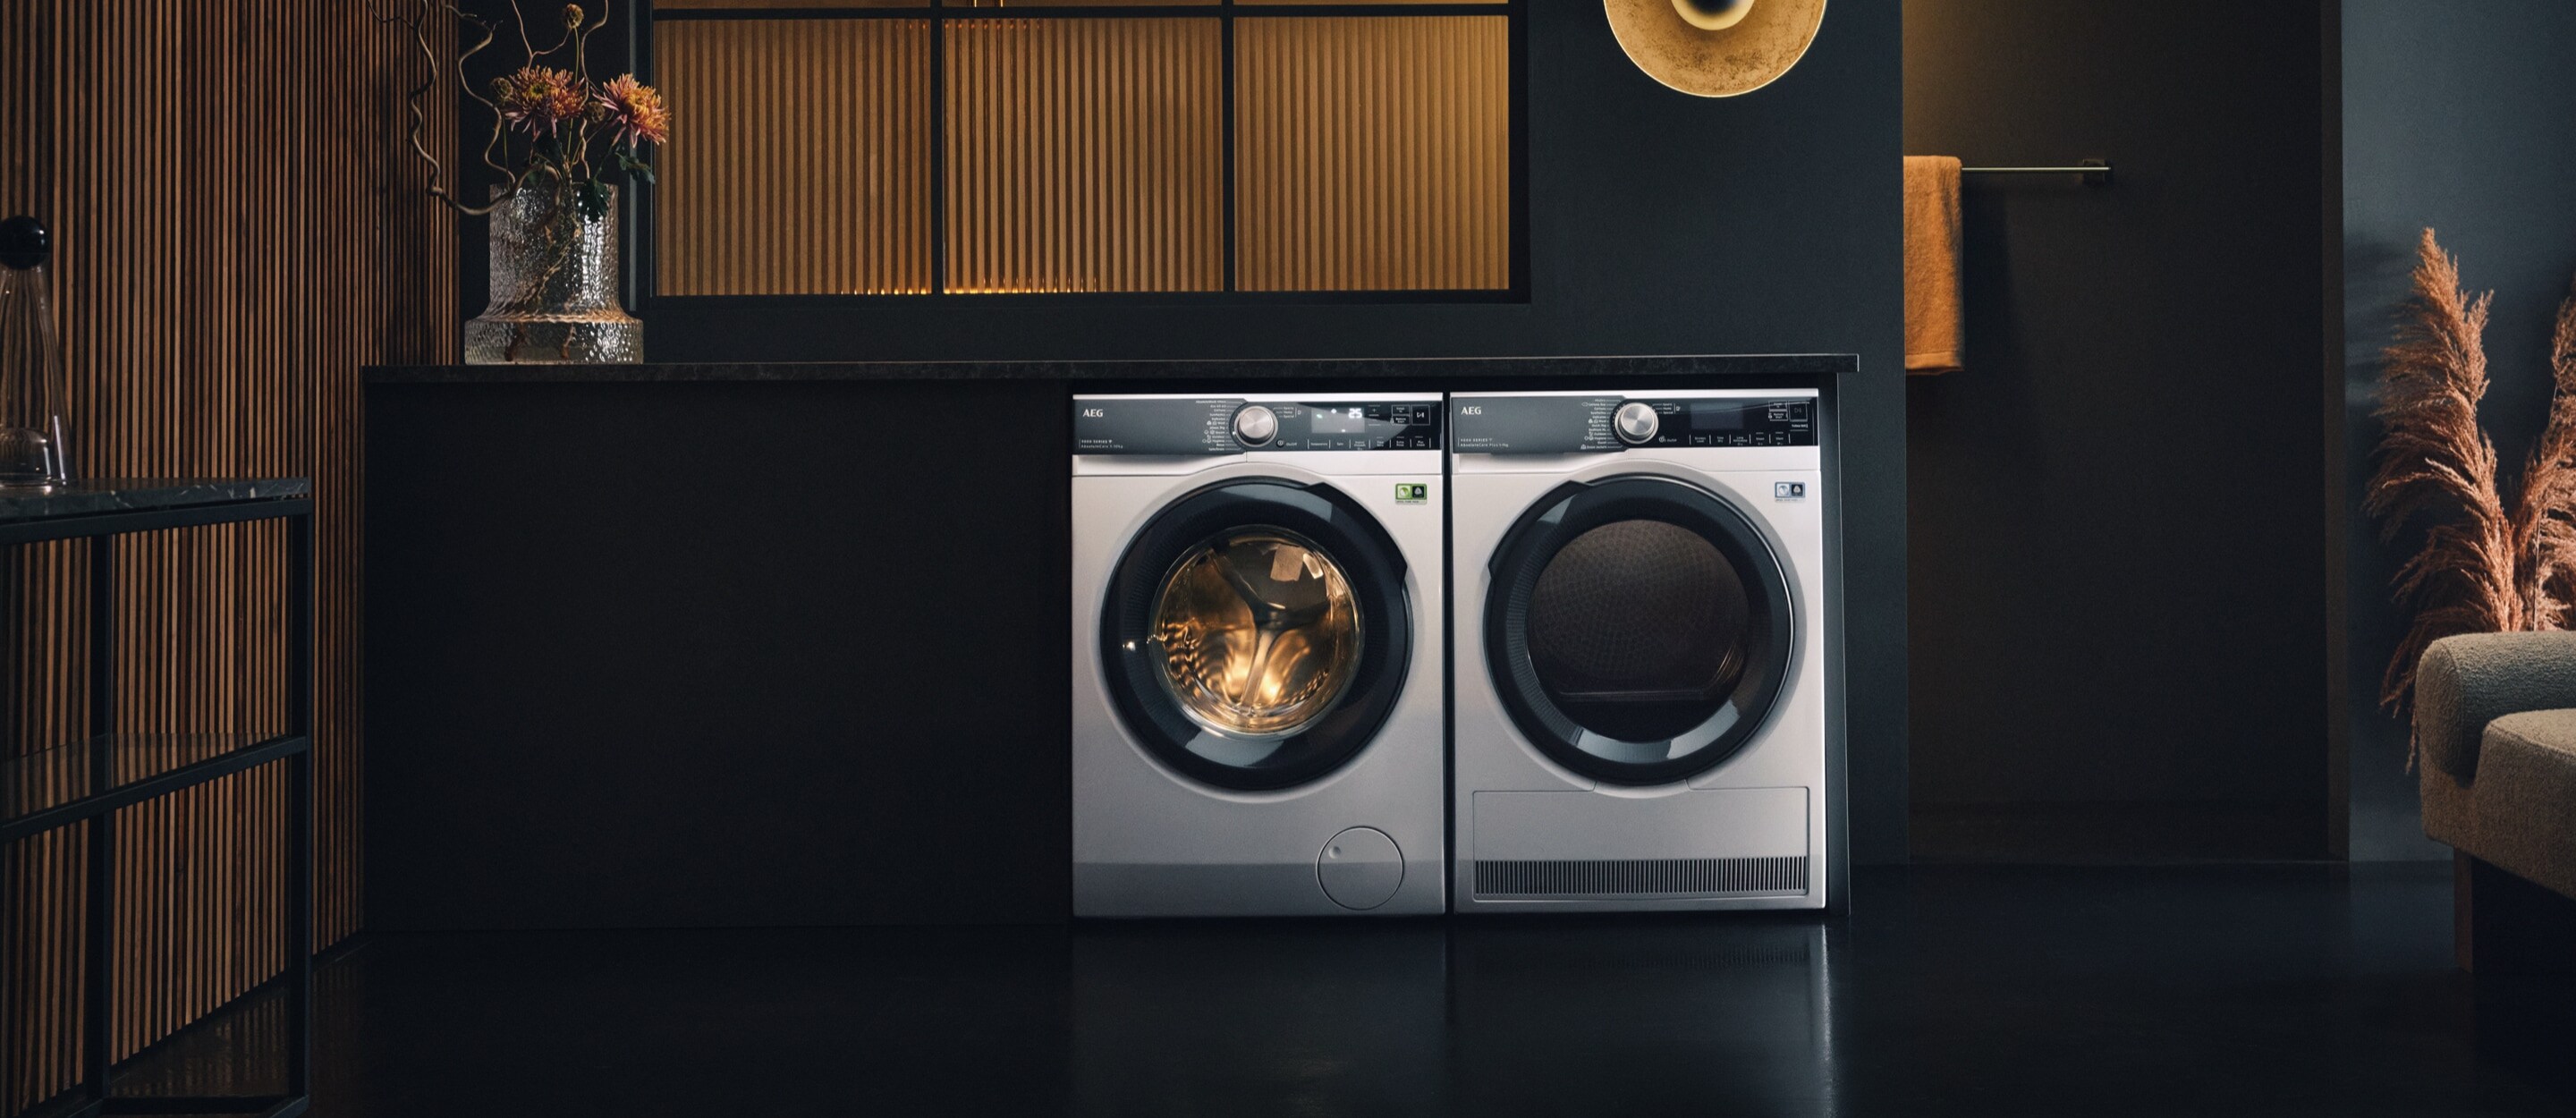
[1690, 402, 1752, 430]
[1311, 406, 1368, 435]
[1275, 401, 1441, 450]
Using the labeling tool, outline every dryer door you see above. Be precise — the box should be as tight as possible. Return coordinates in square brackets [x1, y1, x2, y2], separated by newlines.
[1101, 479, 1412, 792]
[1485, 476, 1794, 785]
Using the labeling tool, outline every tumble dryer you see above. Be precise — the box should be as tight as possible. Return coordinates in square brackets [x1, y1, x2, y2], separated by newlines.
[1072, 393, 1445, 917]
[1450, 389, 1829, 912]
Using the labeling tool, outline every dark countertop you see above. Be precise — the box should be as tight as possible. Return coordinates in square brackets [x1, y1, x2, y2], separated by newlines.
[363, 354, 1858, 384]
[0, 478, 309, 525]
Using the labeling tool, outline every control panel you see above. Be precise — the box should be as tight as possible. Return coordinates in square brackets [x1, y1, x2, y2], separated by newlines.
[1074, 397, 1444, 455]
[1451, 395, 1817, 454]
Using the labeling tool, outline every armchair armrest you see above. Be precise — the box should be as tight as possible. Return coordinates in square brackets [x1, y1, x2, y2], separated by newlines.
[2416, 631, 2576, 782]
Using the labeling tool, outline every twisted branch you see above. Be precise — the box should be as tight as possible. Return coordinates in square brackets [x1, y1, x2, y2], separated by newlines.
[383, 0, 525, 216]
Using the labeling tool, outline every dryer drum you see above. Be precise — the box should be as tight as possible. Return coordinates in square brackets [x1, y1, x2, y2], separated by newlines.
[1526, 519, 1750, 743]
[1102, 478, 1413, 792]
[1486, 476, 1793, 785]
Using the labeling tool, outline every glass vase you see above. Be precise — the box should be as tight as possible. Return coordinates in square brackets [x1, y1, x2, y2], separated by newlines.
[465, 183, 643, 364]
[0, 216, 72, 490]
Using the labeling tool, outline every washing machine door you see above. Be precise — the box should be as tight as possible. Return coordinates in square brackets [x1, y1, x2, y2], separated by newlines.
[1484, 475, 1793, 785]
[1101, 478, 1412, 792]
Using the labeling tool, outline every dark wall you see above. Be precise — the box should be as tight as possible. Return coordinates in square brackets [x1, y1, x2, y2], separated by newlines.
[1902, 3, 2331, 819]
[2337, 0, 2576, 860]
[398, 2, 1906, 931]
[628, 2, 1912, 860]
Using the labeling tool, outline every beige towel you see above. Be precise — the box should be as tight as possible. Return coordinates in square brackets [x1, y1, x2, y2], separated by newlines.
[1904, 156, 1965, 375]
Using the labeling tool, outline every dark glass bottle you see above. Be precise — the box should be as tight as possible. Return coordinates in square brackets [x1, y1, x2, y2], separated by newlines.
[0, 216, 71, 489]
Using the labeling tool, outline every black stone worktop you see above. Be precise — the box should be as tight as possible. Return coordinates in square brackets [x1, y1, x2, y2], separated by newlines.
[0, 478, 309, 525]
[363, 353, 1858, 385]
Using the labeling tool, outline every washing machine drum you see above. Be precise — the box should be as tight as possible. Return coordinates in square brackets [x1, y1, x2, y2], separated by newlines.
[1487, 476, 1793, 784]
[1102, 479, 1412, 792]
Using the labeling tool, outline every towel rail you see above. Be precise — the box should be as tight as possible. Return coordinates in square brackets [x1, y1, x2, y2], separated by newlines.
[1962, 159, 2112, 184]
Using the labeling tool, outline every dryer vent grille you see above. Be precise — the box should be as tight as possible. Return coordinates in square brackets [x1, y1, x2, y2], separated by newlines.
[1473, 856, 1809, 898]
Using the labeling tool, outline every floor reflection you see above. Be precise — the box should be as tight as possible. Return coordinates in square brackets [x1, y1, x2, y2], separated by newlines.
[104, 864, 2575, 1116]
[1450, 919, 1834, 1116]
[1065, 918, 1841, 1117]
[1072, 923, 1449, 1116]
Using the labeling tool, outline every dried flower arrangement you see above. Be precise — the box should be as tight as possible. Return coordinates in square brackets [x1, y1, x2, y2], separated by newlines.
[386, 1, 671, 221]
[2366, 229, 2576, 758]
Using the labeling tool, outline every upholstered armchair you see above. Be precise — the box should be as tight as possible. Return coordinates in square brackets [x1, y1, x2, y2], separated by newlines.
[2416, 631, 2576, 973]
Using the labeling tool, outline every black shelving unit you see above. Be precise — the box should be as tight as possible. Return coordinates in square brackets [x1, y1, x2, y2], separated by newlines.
[0, 479, 314, 1118]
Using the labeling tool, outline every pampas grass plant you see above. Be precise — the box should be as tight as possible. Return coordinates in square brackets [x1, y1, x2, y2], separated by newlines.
[2368, 229, 2576, 762]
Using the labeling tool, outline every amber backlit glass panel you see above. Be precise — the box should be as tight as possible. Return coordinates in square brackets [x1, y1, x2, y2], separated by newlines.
[955, 0, 1216, 6]
[656, 20, 933, 295]
[945, 20, 1224, 293]
[657, 0, 923, 7]
[1238, 0, 1500, 5]
[1237, 17, 1511, 292]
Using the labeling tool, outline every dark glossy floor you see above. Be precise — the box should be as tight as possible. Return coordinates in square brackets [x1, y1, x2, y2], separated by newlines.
[125, 863, 2576, 1115]
[1911, 801, 2330, 863]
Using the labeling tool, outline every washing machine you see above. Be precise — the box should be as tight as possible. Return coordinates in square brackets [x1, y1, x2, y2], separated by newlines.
[1450, 388, 1828, 912]
[1072, 392, 1445, 917]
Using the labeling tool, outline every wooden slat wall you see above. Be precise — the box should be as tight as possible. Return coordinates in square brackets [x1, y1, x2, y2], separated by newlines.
[0, 1, 456, 1110]
[656, 19, 935, 295]
[1235, 16, 1510, 292]
[945, 19, 1225, 293]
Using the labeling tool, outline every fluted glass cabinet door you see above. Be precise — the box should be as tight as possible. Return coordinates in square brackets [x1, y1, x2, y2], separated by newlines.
[654, 18, 935, 295]
[944, 19, 1225, 293]
[647, 2, 1514, 297]
[1235, 16, 1511, 292]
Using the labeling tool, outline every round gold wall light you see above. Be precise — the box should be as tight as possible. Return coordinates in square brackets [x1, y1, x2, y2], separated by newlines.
[1606, 0, 1828, 97]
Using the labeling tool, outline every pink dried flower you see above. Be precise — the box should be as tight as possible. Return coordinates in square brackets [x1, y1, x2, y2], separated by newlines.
[595, 74, 670, 148]
[492, 66, 585, 139]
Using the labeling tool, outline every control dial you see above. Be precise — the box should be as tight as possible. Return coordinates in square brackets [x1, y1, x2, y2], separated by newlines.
[1614, 402, 1661, 445]
[1233, 404, 1279, 446]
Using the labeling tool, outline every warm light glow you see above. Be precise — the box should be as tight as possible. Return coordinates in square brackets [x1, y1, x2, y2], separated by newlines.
[1672, 0, 1753, 31]
[1152, 533, 1362, 739]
